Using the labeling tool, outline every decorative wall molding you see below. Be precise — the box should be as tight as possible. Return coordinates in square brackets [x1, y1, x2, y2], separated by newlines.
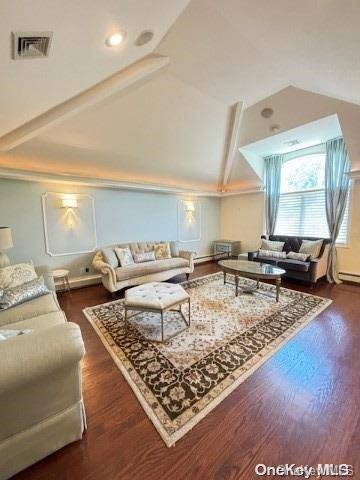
[0, 167, 222, 196]
[222, 186, 265, 196]
[178, 199, 202, 242]
[0, 167, 266, 197]
[42, 192, 97, 256]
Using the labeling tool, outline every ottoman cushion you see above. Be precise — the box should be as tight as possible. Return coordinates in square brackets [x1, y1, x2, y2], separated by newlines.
[125, 282, 189, 310]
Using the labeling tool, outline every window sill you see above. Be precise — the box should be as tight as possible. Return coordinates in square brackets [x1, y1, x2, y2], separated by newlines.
[336, 243, 350, 249]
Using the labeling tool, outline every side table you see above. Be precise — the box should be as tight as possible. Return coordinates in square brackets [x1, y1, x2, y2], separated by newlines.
[214, 240, 241, 259]
[53, 269, 71, 293]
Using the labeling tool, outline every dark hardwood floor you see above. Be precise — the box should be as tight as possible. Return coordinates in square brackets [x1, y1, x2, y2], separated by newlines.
[14, 262, 360, 480]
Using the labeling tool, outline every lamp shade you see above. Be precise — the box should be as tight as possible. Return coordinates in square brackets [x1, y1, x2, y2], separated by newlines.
[0, 227, 13, 250]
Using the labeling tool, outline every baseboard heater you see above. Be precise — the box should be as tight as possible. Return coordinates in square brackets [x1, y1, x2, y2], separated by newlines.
[339, 272, 360, 284]
[194, 253, 215, 264]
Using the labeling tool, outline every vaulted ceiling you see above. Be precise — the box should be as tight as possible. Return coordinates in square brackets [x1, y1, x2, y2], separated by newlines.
[1, 0, 360, 193]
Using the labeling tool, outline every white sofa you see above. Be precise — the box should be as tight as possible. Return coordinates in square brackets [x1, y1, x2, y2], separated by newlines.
[0, 291, 86, 480]
[93, 241, 195, 293]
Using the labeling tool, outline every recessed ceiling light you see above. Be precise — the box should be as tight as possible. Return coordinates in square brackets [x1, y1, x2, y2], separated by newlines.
[284, 139, 300, 146]
[270, 124, 281, 133]
[105, 31, 126, 47]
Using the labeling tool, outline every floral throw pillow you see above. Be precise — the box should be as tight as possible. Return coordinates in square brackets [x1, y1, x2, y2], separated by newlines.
[133, 251, 156, 263]
[0, 263, 37, 290]
[114, 247, 134, 267]
[154, 243, 172, 260]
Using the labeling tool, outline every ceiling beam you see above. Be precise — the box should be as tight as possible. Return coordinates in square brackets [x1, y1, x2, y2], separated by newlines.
[220, 101, 243, 190]
[0, 54, 170, 152]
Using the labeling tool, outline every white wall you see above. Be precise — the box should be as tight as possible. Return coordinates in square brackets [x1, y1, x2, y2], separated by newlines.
[220, 192, 265, 253]
[0, 179, 220, 278]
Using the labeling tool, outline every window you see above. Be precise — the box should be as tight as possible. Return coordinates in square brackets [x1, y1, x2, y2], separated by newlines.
[275, 151, 350, 244]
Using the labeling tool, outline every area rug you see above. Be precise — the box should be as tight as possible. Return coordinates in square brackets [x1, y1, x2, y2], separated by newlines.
[83, 272, 331, 447]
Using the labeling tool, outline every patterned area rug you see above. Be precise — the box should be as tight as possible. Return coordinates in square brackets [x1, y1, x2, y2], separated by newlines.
[83, 273, 331, 447]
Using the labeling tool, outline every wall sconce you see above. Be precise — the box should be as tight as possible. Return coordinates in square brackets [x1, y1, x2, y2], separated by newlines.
[62, 198, 78, 209]
[61, 196, 78, 228]
[185, 201, 195, 213]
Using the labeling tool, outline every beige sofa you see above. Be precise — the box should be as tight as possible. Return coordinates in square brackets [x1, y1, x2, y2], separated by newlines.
[93, 241, 195, 293]
[0, 291, 86, 480]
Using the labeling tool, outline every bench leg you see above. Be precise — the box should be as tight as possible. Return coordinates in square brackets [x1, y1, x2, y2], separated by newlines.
[161, 311, 164, 343]
[188, 298, 191, 326]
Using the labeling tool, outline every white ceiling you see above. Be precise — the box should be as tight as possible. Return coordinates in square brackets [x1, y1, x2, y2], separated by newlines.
[0, 0, 190, 137]
[240, 114, 342, 158]
[1, 0, 360, 192]
[158, 0, 360, 107]
[5, 72, 230, 189]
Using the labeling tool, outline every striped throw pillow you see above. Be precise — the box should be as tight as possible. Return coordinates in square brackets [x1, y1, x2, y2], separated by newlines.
[258, 249, 286, 259]
[287, 251, 310, 262]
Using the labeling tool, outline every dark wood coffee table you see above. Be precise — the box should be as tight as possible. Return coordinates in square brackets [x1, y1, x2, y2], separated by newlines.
[218, 259, 285, 302]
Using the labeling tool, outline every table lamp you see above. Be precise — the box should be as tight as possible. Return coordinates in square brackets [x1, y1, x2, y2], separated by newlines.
[0, 227, 13, 268]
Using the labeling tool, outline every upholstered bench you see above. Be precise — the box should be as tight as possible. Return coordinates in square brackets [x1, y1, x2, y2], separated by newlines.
[124, 282, 190, 343]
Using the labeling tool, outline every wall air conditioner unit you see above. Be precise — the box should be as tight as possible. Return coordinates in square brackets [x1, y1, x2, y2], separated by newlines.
[12, 31, 53, 59]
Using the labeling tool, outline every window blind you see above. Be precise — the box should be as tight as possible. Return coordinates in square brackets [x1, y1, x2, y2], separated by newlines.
[275, 188, 349, 244]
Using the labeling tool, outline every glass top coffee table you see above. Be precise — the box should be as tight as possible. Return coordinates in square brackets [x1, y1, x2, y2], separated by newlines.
[218, 259, 286, 302]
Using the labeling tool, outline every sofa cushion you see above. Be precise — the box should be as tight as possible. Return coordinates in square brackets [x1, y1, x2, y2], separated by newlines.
[287, 251, 310, 262]
[266, 235, 329, 254]
[154, 242, 172, 260]
[102, 247, 119, 268]
[0, 277, 50, 311]
[258, 249, 286, 259]
[0, 263, 37, 290]
[260, 239, 285, 252]
[278, 259, 310, 272]
[254, 256, 279, 266]
[114, 247, 134, 266]
[299, 239, 323, 259]
[7, 311, 67, 331]
[0, 292, 60, 328]
[115, 258, 189, 281]
[133, 251, 156, 263]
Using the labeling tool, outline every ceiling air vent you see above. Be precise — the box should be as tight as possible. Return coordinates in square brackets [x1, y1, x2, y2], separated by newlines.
[12, 31, 53, 60]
